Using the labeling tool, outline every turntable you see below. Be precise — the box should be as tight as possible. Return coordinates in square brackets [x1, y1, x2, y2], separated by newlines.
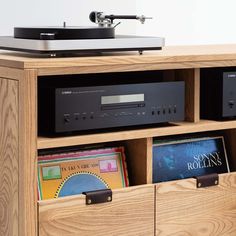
[0, 11, 165, 56]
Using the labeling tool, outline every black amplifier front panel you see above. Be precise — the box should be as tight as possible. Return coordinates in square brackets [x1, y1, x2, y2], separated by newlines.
[223, 72, 236, 117]
[55, 81, 185, 133]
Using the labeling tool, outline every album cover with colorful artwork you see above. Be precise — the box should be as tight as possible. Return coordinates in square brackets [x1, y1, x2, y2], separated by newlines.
[38, 147, 129, 200]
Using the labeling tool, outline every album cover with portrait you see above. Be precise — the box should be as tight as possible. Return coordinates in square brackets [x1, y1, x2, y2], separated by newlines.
[153, 136, 230, 183]
[38, 147, 129, 200]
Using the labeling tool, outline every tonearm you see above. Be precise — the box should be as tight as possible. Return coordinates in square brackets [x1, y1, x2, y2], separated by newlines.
[89, 11, 152, 27]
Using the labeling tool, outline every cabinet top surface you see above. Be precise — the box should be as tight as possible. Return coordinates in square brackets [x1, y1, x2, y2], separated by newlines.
[1, 44, 236, 71]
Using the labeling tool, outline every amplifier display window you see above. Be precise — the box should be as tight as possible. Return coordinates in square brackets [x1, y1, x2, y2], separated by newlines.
[101, 94, 144, 105]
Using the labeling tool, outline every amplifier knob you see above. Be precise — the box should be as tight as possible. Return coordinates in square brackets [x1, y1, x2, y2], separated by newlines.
[174, 106, 177, 113]
[64, 114, 70, 123]
[229, 100, 234, 109]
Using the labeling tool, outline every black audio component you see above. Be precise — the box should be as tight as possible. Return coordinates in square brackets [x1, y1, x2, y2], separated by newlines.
[201, 68, 236, 120]
[38, 75, 185, 135]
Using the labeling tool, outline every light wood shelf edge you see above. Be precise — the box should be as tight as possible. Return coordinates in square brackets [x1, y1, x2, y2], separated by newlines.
[37, 59, 236, 76]
[38, 120, 236, 149]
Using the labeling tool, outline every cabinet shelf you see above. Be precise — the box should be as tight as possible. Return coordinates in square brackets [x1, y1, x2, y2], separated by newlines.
[37, 119, 236, 149]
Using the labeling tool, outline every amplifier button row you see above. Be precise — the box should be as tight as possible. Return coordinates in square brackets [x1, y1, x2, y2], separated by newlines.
[151, 105, 177, 116]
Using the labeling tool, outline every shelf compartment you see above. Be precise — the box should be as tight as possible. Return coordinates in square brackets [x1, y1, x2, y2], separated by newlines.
[38, 185, 155, 236]
[38, 120, 236, 149]
[155, 172, 236, 235]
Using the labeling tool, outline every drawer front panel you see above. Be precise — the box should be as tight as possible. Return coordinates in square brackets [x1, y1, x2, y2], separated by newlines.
[156, 173, 236, 235]
[38, 185, 155, 236]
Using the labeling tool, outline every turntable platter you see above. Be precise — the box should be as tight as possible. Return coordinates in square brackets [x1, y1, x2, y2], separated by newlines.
[14, 26, 115, 40]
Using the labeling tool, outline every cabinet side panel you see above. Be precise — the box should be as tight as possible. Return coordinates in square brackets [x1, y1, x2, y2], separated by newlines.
[18, 70, 38, 236]
[0, 78, 19, 236]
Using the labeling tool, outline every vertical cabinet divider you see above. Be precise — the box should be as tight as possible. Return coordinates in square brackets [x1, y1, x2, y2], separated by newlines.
[176, 68, 200, 123]
[125, 138, 153, 185]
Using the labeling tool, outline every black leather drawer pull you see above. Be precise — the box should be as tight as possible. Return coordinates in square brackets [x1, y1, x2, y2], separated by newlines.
[195, 173, 219, 188]
[83, 189, 112, 205]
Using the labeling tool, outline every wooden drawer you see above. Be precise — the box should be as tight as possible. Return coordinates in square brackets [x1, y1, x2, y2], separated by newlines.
[155, 172, 236, 235]
[38, 185, 155, 236]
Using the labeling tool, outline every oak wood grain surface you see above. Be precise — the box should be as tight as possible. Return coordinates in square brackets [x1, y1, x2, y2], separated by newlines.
[175, 68, 200, 122]
[18, 70, 38, 236]
[0, 66, 24, 80]
[0, 78, 18, 236]
[38, 120, 236, 149]
[38, 185, 155, 236]
[156, 173, 236, 236]
[1, 45, 236, 74]
[126, 138, 153, 185]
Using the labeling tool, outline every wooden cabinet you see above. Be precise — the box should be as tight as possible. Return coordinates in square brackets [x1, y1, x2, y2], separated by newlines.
[155, 173, 236, 235]
[39, 185, 155, 236]
[1, 45, 236, 236]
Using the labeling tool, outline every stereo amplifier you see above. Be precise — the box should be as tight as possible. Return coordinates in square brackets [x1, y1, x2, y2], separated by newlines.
[39, 78, 185, 135]
[201, 68, 236, 120]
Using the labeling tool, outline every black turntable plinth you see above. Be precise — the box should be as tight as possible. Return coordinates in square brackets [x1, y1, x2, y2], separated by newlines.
[14, 26, 115, 40]
[0, 11, 165, 57]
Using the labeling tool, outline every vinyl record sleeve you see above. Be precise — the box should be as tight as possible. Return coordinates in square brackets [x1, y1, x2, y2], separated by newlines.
[153, 136, 230, 183]
[38, 147, 129, 200]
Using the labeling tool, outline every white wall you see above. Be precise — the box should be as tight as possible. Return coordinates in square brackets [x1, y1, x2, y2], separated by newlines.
[0, 0, 137, 36]
[193, 0, 236, 45]
[136, 0, 236, 45]
[136, 0, 196, 45]
[1, 0, 236, 45]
